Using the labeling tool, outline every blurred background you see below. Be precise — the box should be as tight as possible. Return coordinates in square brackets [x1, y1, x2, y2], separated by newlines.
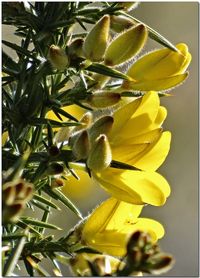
[2, 2, 199, 276]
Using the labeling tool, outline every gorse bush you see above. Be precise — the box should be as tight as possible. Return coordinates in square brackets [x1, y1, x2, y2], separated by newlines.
[2, 2, 191, 276]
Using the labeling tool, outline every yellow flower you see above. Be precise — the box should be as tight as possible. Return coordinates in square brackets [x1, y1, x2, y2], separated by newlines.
[109, 91, 171, 171]
[122, 43, 191, 91]
[86, 91, 170, 206]
[82, 197, 164, 256]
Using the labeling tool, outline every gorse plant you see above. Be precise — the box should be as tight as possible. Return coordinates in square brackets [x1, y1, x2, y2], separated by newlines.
[2, 2, 191, 276]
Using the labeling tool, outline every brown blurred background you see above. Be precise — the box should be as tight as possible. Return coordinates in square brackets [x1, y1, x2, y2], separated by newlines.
[2, 2, 199, 276]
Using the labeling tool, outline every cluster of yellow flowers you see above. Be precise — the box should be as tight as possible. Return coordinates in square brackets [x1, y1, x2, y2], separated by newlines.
[48, 11, 191, 275]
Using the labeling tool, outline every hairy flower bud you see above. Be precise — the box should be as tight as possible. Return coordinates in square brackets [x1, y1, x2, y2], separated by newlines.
[83, 15, 110, 61]
[72, 130, 90, 160]
[48, 45, 69, 70]
[54, 127, 71, 143]
[86, 92, 121, 108]
[104, 24, 147, 66]
[110, 15, 135, 33]
[89, 116, 114, 143]
[67, 38, 84, 59]
[2, 179, 34, 223]
[69, 253, 121, 276]
[87, 134, 112, 171]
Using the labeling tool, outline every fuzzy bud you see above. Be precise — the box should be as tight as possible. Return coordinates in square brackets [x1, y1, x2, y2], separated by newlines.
[83, 15, 110, 62]
[110, 15, 135, 33]
[89, 116, 114, 143]
[54, 127, 71, 143]
[67, 38, 84, 59]
[87, 134, 112, 171]
[104, 24, 147, 66]
[48, 45, 69, 70]
[86, 92, 121, 109]
[2, 179, 34, 223]
[72, 130, 90, 160]
[145, 253, 174, 275]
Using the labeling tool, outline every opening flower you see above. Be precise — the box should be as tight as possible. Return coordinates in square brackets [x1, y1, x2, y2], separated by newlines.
[82, 197, 164, 256]
[122, 43, 191, 91]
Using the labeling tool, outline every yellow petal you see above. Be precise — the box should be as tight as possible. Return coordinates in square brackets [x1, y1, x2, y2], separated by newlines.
[133, 131, 171, 171]
[82, 198, 143, 237]
[133, 217, 165, 242]
[116, 128, 162, 145]
[110, 91, 159, 143]
[112, 143, 148, 163]
[93, 168, 170, 206]
[154, 106, 167, 126]
[82, 197, 164, 256]
[122, 72, 188, 91]
[126, 43, 190, 80]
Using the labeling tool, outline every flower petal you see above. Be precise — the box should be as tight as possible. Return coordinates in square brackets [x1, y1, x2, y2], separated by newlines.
[126, 43, 190, 80]
[133, 131, 171, 171]
[133, 217, 165, 242]
[122, 72, 188, 91]
[93, 168, 170, 206]
[110, 91, 160, 143]
[82, 197, 164, 256]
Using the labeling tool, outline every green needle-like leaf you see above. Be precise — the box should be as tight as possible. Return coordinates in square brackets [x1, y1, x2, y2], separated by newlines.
[86, 62, 132, 80]
[20, 217, 62, 230]
[3, 229, 28, 276]
[120, 12, 178, 52]
[33, 194, 60, 210]
[44, 186, 83, 219]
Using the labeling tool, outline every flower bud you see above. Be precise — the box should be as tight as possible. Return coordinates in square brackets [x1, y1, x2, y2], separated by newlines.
[2, 179, 34, 223]
[86, 92, 121, 108]
[72, 112, 93, 134]
[3, 202, 24, 223]
[67, 38, 84, 59]
[48, 45, 69, 70]
[69, 253, 121, 277]
[54, 127, 71, 143]
[3, 179, 33, 205]
[110, 15, 135, 33]
[72, 130, 90, 160]
[90, 73, 110, 89]
[104, 24, 147, 66]
[145, 253, 174, 275]
[83, 15, 110, 62]
[87, 134, 112, 171]
[89, 116, 114, 143]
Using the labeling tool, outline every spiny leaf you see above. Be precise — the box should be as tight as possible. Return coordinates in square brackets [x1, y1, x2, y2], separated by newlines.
[44, 186, 83, 219]
[120, 12, 178, 52]
[20, 217, 62, 230]
[86, 62, 132, 80]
